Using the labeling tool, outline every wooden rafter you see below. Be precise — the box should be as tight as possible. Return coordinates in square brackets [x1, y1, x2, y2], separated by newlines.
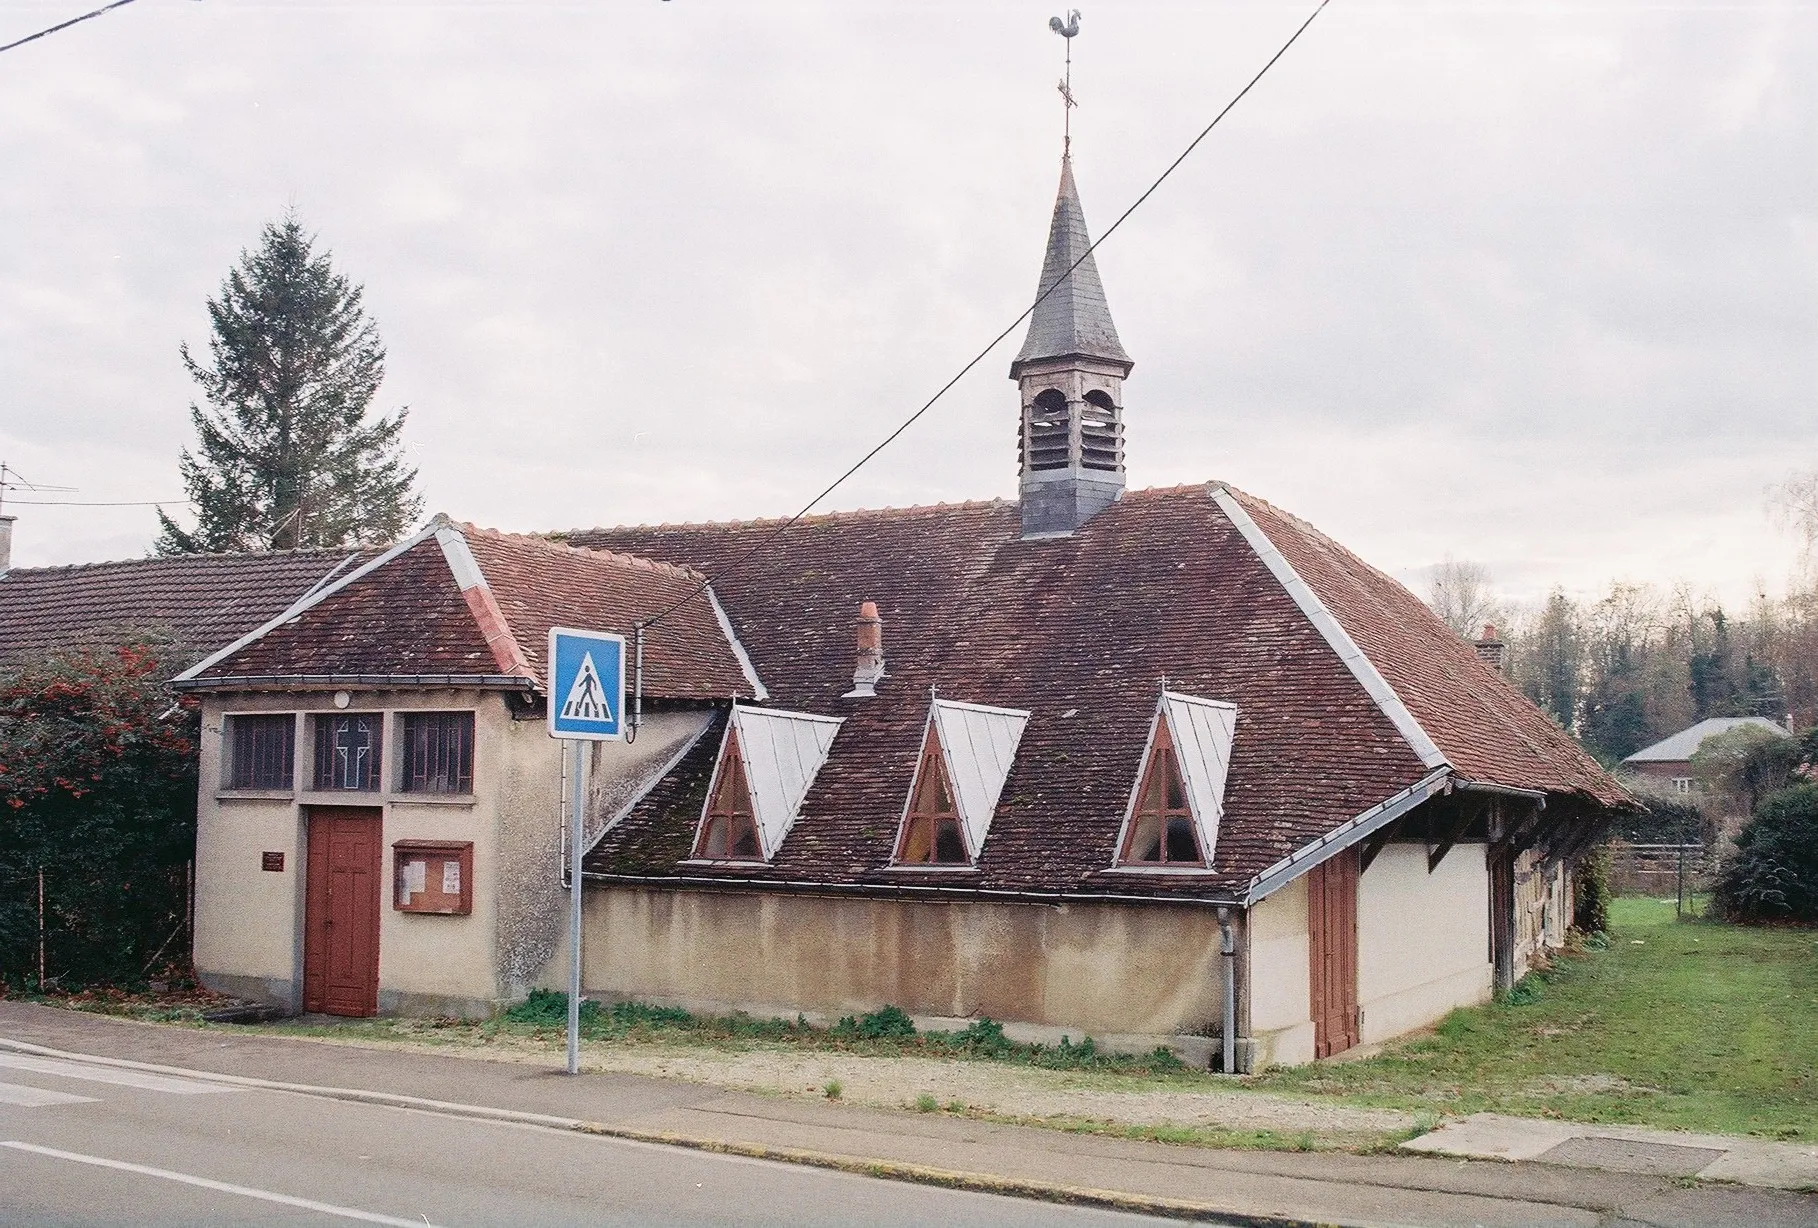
[1427, 796, 1484, 874]
[1358, 813, 1406, 876]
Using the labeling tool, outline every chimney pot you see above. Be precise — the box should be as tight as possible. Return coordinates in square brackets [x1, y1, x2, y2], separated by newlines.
[1474, 623, 1507, 674]
[845, 601, 885, 698]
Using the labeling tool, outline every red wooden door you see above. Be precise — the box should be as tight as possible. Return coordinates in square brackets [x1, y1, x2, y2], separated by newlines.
[1307, 848, 1360, 1058]
[304, 807, 382, 1017]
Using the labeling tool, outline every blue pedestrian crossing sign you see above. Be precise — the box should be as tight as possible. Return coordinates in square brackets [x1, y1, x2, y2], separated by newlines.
[547, 627, 627, 741]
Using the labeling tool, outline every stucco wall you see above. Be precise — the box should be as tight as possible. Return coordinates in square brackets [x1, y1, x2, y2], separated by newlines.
[1246, 874, 1313, 1067]
[1356, 842, 1492, 1044]
[194, 689, 536, 1016]
[581, 887, 1228, 1046]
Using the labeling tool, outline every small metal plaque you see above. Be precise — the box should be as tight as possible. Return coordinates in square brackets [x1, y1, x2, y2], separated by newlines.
[261, 851, 285, 872]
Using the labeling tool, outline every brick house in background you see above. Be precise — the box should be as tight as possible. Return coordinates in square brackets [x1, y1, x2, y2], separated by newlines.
[1621, 716, 1791, 798]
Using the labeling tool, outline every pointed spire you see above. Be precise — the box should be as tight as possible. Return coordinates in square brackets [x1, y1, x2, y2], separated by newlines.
[1010, 156, 1131, 378]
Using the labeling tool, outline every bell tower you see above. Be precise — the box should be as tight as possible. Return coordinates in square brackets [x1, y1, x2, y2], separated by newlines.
[1010, 153, 1132, 538]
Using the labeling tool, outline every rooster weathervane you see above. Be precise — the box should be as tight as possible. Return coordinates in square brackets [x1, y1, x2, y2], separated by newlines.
[1050, 9, 1081, 156]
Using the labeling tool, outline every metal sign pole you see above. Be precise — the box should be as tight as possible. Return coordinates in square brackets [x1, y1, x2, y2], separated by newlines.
[546, 626, 624, 1078]
[567, 739, 584, 1075]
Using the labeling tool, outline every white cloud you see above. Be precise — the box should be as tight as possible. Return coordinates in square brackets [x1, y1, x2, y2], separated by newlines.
[1, 0, 1813, 611]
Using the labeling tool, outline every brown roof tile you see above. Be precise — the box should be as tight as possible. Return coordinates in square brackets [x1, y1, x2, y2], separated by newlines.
[575, 485, 1472, 894]
[0, 548, 369, 669]
[188, 521, 754, 700]
[1228, 490, 1628, 808]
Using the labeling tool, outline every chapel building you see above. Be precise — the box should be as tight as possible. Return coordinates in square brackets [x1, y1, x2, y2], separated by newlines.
[130, 149, 1635, 1067]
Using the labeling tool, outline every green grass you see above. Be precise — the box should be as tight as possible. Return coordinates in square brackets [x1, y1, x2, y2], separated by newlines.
[1253, 897, 1818, 1140]
[252, 994, 1203, 1080]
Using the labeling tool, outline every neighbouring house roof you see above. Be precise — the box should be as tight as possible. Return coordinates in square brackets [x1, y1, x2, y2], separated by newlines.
[573, 482, 1629, 902]
[173, 516, 758, 700]
[1623, 716, 1790, 765]
[0, 546, 372, 669]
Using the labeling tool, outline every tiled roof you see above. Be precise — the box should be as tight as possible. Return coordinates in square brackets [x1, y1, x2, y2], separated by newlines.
[1227, 490, 1628, 808]
[575, 483, 1627, 896]
[1010, 156, 1130, 374]
[185, 519, 754, 700]
[0, 547, 368, 669]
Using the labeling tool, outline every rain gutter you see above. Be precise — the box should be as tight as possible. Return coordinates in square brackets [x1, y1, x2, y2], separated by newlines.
[581, 871, 1242, 909]
[171, 673, 537, 692]
[1453, 779, 1546, 805]
[1240, 767, 1454, 907]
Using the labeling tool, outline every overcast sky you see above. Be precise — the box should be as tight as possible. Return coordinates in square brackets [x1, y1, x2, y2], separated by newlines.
[3, 0, 1814, 611]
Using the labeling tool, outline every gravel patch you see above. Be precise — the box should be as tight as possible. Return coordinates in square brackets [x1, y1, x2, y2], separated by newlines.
[270, 1028, 1418, 1138]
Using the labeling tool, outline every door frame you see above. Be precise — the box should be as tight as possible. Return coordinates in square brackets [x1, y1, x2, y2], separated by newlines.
[303, 806, 383, 1017]
[1307, 847, 1360, 1059]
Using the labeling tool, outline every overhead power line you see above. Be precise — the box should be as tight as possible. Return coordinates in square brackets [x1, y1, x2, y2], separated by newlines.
[0, 0, 141, 56]
[4, 499, 191, 507]
[636, 0, 1334, 632]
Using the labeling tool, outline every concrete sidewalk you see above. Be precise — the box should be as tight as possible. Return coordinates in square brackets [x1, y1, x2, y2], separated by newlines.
[2, 1003, 1814, 1228]
[1404, 1112, 1818, 1190]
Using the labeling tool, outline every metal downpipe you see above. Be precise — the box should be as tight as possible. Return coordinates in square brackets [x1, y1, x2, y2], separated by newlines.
[1218, 906, 1237, 1075]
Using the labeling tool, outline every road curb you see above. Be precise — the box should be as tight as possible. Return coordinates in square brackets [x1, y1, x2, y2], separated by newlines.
[0, 1036, 1320, 1226]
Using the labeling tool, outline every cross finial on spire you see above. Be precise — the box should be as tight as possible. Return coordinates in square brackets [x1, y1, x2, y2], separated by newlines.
[1049, 9, 1081, 156]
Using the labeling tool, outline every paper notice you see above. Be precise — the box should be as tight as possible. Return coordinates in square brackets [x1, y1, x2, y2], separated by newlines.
[404, 859, 426, 896]
[442, 860, 461, 895]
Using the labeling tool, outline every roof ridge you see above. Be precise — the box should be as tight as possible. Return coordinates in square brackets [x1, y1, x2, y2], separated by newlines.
[453, 520, 709, 584]
[556, 497, 1014, 538]
[0, 544, 367, 577]
[1224, 487, 1412, 592]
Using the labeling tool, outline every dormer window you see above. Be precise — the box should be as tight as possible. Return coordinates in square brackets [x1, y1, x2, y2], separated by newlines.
[897, 725, 968, 863]
[892, 698, 1030, 867]
[1114, 691, 1238, 870]
[695, 726, 762, 860]
[691, 705, 844, 863]
[1120, 719, 1202, 864]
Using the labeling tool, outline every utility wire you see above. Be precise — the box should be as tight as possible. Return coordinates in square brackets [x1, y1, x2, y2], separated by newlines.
[636, 0, 1333, 632]
[0, 0, 140, 55]
[4, 498, 191, 507]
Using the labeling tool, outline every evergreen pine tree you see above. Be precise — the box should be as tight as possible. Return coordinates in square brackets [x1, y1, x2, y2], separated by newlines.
[155, 215, 422, 554]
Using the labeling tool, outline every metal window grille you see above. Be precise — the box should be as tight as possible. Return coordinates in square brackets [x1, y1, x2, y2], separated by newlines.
[312, 713, 383, 791]
[226, 714, 294, 790]
[400, 712, 474, 794]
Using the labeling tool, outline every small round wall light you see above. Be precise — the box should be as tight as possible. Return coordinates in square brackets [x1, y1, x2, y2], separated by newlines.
[333, 690, 352, 709]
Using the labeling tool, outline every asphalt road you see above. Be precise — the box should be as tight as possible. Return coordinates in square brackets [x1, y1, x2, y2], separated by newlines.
[0, 1051, 1172, 1227]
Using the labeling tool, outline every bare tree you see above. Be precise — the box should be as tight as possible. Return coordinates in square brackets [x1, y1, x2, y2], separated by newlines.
[1771, 468, 1818, 583]
[1427, 558, 1502, 639]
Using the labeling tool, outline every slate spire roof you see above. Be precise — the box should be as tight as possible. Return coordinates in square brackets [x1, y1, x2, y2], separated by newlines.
[1010, 155, 1132, 376]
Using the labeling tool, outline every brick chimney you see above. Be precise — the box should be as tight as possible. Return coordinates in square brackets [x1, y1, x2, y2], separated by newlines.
[1474, 623, 1506, 673]
[0, 513, 13, 572]
[843, 601, 885, 698]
